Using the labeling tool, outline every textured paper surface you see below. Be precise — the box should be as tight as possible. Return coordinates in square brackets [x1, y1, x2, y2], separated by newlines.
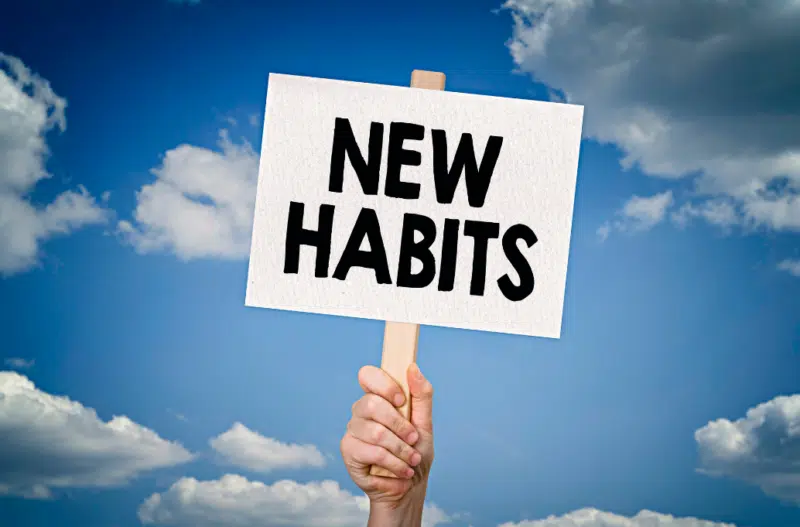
[246, 74, 583, 338]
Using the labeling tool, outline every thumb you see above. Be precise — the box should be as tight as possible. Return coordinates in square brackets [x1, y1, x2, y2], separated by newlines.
[407, 363, 434, 434]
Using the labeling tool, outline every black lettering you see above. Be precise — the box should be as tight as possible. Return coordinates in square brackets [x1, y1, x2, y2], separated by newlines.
[332, 208, 392, 284]
[284, 201, 334, 278]
[463, 220, 500, 296]
[431, 130, 503, 208]
[397, 213, 437, 288]
[385, 122, 423, 200]
[329, 118, 383, 195]
[498, 224, 537, 302]
[437, 218, 460, 292]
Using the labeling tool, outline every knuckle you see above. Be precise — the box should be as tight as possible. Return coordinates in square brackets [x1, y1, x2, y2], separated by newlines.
[371, 424, 385, 444]
[363, 395, 376, 414]
[367, 394, 384, 415]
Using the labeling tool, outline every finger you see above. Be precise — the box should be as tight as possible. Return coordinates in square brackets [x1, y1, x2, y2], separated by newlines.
[346, 434, 414, 479]
[347, 417, 422, 467]
[358, 365, 406, 407]
[368, 472, 413, 495]
[353, 393, 419, 445]
[340, 432, 367, 472]
[407, 363, 434, 434]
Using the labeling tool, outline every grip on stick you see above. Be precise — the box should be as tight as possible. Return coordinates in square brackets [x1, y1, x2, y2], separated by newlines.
[370, 321, 420, 478]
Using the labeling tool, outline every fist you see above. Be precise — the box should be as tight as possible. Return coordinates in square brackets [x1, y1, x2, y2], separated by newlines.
[340, 363, 435, 505]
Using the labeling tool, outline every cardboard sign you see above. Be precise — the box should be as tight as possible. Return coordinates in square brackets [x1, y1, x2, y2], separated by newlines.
[246, 73, 583, 338]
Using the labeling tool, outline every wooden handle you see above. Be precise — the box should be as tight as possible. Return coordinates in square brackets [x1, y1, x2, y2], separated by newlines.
[370, 70, 445, 478]
[410, 70, 446, 91]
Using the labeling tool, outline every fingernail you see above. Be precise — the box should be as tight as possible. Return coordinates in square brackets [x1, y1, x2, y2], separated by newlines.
[394, 393, 404, 406]
[405, 468, 415, 479]
[410, 452, 421, 467]
[408, 430, 419, 444]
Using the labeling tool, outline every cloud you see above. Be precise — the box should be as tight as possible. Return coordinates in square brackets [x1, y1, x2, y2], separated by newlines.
[118, 130, 258, 260]
[777, 259, 800, 277]
[596, 223, 611, 242]
[0, 53, 108, 276]
[504, 0, 800, 235]
[4, 358, 34, 370]
[138, 474, 452, 527]
[209, 422, 326, 473]
[672, 199, 739, 230]
[0, 371, 194, 499]
[695, 394, 800, 503]
[498, 508, 735, 526]
[597, 191, 673, 240]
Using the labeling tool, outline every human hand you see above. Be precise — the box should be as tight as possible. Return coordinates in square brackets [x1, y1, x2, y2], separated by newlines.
[340, 363, 434, 522]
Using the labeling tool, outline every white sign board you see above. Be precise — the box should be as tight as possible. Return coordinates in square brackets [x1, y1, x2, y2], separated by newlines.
[246, 74, 583, 338]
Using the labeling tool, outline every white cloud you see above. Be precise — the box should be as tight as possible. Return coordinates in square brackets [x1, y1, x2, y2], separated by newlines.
[0, 53, 108, 276]
[118, 130, 258, 260]
[209, 422, 326, 473]
[777, 259, 800, 277]
[498, 508, 735, 527]
[672, 199, 739, 230]
[695, 394, 800, 503]
[597, 191, 673, 240]
[620, 191, 674, 231]
[743, 192, 800, 232]
[0, 371, 193, 499]
[138, 474, 452, 527]
[504, 0, 800, 235]
[4, 358, 34, 370]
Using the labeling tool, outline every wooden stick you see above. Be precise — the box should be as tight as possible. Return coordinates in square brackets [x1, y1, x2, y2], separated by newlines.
[370, 70, 445, 478]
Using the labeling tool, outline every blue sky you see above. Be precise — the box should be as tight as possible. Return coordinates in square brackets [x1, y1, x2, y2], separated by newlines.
[1, 1, 799, 526]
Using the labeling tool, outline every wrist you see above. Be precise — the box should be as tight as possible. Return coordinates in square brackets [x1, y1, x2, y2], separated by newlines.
[367, 481, 428, 527]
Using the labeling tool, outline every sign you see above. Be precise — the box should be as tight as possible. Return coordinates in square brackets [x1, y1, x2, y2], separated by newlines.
[246, 73, 583, 338]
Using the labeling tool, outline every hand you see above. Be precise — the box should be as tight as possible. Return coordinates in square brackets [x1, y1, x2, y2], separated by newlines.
[340, 363, 435, 521]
